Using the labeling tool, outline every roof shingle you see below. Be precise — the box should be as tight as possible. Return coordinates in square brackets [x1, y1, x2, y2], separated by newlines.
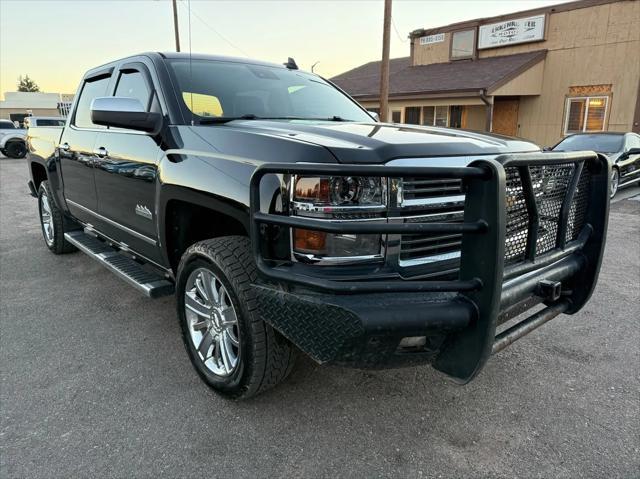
[331, 50, 547, 99]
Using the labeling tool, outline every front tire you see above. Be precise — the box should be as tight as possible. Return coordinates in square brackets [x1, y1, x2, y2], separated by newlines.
[37, 181, 77, 254]
[4, 141, 27, 159]
[176, 236, 296, 399]
[610, 167, 619, 198]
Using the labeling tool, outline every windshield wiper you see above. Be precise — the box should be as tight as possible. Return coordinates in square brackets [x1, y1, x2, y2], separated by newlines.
[198, 114, 355, 124]
[199, 114, 259, 124]
[258, 116, 354, 122]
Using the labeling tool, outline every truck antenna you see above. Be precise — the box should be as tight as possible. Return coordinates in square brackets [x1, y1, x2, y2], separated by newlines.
[284, 57, 298, 70]
[188, 0, 194, 126]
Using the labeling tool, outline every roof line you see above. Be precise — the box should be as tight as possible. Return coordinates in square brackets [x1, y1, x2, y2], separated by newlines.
[486, 50, 547, 93]
[409, 0, 624, 38]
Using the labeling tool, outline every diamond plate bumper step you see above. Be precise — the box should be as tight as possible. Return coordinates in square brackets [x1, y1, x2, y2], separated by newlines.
[64, 230, 174, 298]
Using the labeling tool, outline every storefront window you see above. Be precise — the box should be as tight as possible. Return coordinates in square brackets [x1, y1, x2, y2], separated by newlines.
[404, 107, 421, 124]
[391, 110, 402, 123]
[565, 96, 608, 134]
[451, 29, 475, 60]
[421, 105, 449, 126]
[435, 106, 448, 126]
[422, 106, 435, 126]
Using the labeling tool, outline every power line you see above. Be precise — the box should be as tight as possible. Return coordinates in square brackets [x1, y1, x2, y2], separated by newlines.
[391, 17, 407, 43]
[178, 0, 250, 57]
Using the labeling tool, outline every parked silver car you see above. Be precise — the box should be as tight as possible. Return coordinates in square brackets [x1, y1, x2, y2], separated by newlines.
[0, 119, 27, 159]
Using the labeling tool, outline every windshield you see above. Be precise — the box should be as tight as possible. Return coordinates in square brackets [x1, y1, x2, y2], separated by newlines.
[167, 59, 372, 123]
[554, 134, 624, 153]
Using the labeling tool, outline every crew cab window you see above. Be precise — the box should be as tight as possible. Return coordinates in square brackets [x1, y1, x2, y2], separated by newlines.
[0, 121, 16, 129]
[74, 76, 111, 129]
[114, 71, 151, 110]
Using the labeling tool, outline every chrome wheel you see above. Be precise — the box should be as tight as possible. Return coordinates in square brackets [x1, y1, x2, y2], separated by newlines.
[184, 267, 240, 377]
[39, 189, 55, 246]
[610, 168, 619, 198]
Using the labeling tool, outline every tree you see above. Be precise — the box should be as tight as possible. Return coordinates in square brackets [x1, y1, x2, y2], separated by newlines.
[17, 75, 40, 92]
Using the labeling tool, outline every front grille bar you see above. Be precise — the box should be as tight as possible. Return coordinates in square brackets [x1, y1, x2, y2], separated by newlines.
[556, 161, 584, 249]
[518, 165, 539, 261]
[253, 212, 487, 235]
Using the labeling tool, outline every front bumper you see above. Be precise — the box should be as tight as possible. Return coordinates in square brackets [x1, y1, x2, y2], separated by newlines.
[250, 152, 610, 382]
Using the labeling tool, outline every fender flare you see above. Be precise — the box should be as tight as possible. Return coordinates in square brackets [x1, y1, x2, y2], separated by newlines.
[157, 183, 251, 267]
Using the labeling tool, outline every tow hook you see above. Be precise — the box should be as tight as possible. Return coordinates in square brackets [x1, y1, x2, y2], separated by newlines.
[538, 279, 562, 301]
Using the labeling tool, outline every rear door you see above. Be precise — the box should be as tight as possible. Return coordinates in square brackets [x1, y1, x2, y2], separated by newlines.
[93, 61, 164, 263]
[59, 71, 112, 222]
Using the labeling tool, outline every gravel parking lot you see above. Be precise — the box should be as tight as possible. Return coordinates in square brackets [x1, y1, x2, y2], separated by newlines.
[1, 157, 639, 478]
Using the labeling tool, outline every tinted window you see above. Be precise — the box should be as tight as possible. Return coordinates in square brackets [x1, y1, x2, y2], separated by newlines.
[167, 59, 371, 123]
[74, 76, 111, 128]
[554, 134, 624, 154]
[114, 71, 151, 110]
[0, 121, 16, 129]
[37, 119, 66, 127]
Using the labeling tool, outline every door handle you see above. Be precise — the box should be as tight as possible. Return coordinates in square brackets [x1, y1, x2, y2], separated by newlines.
[59, 142, 70, 152]
[94, 147, 108, 158]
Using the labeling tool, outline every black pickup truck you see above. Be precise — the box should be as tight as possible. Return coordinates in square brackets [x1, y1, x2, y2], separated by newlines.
[27, 52, 610, 399]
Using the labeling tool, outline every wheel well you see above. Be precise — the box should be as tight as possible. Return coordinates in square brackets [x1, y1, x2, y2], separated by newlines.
[31, 162, 47, 189]
[165, 200, 248, 272]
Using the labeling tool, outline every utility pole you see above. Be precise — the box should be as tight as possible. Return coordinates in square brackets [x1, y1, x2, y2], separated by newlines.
[172, 0, 181, 52]
[378, 0, 392, 122]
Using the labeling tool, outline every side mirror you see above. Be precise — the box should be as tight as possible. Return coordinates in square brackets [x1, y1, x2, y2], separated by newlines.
[367, 111, 380, 122]
[91, 97, 162, 134]
[542, 146, 552, 151]
[626, 147, 640, 155]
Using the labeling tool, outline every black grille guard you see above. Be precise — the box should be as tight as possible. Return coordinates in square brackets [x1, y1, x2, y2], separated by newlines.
[249, 152, 610, 382]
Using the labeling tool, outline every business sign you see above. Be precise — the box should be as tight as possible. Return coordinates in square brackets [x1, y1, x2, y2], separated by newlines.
[419, 33, 445, 45]
[478, 14, 545, 49]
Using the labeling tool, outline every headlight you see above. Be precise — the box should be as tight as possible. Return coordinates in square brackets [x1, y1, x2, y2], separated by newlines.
[293, 176, 385, 209]
[290, 176, 387, 262]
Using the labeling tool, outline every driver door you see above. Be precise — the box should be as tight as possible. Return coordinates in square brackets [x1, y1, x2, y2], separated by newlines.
[92, 62, 164, 264]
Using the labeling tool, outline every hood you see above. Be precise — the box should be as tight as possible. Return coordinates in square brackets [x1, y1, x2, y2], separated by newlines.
[215, 120, 540, 163]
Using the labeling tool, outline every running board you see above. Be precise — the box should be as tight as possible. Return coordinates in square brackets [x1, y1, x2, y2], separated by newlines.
[64, 230, 174, 298]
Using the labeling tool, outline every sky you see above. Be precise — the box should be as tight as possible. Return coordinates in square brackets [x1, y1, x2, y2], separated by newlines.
[0, 0, 572, 97]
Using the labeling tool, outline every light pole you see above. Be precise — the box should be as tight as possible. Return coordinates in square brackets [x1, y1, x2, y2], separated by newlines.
[379, 0, 392, 122]
[172, 0, 181, 52]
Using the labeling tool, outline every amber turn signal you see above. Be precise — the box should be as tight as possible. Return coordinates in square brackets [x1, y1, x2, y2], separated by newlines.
[294, 228, 327, 254]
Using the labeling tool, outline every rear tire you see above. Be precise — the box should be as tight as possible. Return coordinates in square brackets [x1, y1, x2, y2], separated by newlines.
[176, 236, 296, 399]
[37, 181, 77, 254]
[4, 141, 27, 159]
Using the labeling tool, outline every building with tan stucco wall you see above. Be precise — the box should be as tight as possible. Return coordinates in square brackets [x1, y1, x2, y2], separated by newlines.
[331, 0, 639, 147]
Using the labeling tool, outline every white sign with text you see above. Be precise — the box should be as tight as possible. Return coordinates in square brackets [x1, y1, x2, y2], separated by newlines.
[478, 14, 546, 49]
[419, 33, 445, 45]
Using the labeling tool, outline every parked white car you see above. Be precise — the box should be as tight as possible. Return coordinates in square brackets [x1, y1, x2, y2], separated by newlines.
[0, 119, 27, 158]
